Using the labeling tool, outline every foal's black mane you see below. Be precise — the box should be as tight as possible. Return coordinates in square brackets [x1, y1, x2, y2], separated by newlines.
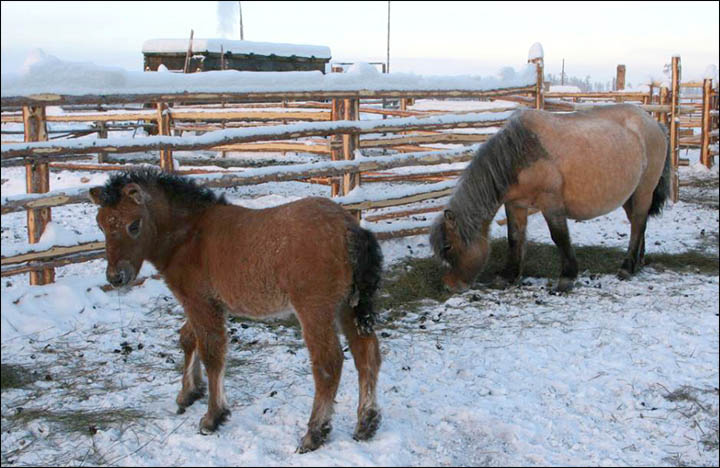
[96, 168, 228, 208]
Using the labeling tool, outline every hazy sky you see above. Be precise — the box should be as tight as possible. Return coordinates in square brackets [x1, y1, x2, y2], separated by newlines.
[1, 1, 718, 86]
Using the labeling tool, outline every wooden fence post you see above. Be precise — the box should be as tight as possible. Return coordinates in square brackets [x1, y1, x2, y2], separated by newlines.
[22, 105, 54, 285]
[329, 98, 345, 197]
[343, 98, 361, 213]
[659, 86, 669, 125]
[528, 57, 544, 110]
[157, 102, 174, 171]
[670, 56, 681, 202]
[97, 121, 108, 163]
[700, 78, 713, 168]
[615, 64, 626, 102]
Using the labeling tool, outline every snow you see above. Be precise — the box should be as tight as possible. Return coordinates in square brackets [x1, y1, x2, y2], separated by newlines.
[1, 52, 537, 98]
[1, 99, 718, 466]
[142, 38, 332, 59]
[528, 42, 544, 61]
[549, 85, 582, 93]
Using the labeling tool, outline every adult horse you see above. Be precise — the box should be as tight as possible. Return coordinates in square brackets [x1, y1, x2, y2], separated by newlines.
[89, 168, 383, 453]
[430, 104, 670, 292]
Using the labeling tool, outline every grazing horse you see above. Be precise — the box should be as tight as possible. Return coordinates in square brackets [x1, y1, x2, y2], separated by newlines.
[89, 168, 383, 453]
[430, 104, 671, 292]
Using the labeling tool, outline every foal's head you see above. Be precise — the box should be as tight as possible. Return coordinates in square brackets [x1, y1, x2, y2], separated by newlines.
[89, 181, 155, 287]
[430, 209, 491, 292]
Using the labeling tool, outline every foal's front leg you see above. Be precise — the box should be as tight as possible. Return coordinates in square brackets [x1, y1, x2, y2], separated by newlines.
[176, 321, 205, 414]
[185, 302, 231, 434]
[499, 202, 529, 286]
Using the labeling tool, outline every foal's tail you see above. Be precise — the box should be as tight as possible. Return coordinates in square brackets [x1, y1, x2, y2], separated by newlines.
[347, 224, 383, 335]
[648, 123, 672, 217]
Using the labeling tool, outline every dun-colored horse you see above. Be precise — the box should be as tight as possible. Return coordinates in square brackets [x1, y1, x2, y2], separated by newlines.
[430, 104, 671, 292]
[90, 168, 383, 453]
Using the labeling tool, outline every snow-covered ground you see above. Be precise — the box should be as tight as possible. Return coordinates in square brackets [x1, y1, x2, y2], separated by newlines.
[1, 104, 718, 466]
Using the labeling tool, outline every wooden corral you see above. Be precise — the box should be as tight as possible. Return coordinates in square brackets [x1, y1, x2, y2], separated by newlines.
[2, 53, 718, 287]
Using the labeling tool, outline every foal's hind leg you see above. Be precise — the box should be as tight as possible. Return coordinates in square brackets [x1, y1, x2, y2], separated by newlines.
[618, 198, 650, 280]
[176, 321, 206, 414]
[499, 202, 529, 286]
[295, 305, 344, 453]
[543, 212, 578, 292]
[338, 305, 382, 442]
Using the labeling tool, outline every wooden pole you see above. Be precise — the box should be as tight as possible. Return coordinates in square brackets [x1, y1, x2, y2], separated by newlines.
[528, 57, 544, 110]
[22, 106, 54, 285]
[700, 78, 713, 168]
[183, 29, 194, 74]
[615, 64, 626, 103]
[97, 121, 108, 163]
[156, 102, 174, 171]
[659, 86, 669, 125]
[669, 56, 681, 202]
[342, 98, 360, 196]
[329, 98, 345, 196]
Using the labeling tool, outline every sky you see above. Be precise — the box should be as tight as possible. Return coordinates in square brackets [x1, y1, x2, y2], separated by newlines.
[1, 1, 718, 87]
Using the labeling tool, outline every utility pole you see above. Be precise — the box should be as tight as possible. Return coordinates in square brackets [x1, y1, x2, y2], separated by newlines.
[239, 1, 244, 40]
[386, 1, 390, 73]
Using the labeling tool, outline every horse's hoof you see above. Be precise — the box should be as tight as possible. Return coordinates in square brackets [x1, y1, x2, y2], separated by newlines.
[617, 269, 632, 281]
[353, 408, 381, 441]
[297, 422, 331, 454]
[555, 277, 575, 293]
[176, 386, 206, 413]
[489, 276, 510, 290]
[198, 408, 231, 435]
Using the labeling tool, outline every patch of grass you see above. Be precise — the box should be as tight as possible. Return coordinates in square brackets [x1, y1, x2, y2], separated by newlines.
[376, 256, 452, 315]
[7, 407, 148, 436]
[1, 364, 39, 391]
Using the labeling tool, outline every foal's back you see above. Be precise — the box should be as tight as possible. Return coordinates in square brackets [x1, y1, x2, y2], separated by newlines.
[193, 197, 356, 318]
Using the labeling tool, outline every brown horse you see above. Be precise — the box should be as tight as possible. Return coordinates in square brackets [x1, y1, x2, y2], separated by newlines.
[89, 168, 383, 453]
[430, 104, 671, 292]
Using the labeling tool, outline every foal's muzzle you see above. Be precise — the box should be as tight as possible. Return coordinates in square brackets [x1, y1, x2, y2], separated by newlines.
[106, 260, 135, 288]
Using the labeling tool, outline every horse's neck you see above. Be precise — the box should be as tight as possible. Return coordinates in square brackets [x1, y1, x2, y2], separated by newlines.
[147, 202, 208, 272]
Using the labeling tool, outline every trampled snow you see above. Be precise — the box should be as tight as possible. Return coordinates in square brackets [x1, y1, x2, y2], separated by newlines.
[0, 98, 718, 466]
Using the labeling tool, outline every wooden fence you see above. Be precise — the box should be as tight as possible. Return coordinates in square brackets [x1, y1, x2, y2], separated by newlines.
[2, 55, 717, 287]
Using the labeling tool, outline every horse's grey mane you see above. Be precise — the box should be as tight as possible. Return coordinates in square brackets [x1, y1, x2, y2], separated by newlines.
[430, 111, 549, 255]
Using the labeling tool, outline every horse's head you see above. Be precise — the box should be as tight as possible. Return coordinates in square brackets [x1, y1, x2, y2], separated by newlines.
[89, 183, 154, 288]
[430, 209, 491, 293]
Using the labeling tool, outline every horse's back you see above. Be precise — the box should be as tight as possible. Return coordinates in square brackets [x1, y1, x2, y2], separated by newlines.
[198, 197, 356, 317]
[513, 105, 665, 220]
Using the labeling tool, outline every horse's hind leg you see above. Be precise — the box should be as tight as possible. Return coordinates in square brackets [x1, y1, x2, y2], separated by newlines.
[618, 198, 649, 280]
[543, 212, 578, 292]
[500, 202, 529, 285]
[338, 305, 382, 442]
[176, 321, 205, 414]
[296, 306, 344, 453]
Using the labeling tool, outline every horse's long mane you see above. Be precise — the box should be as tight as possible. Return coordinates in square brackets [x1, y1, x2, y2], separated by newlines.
[437, 112, 549, 246]
[96, 167, 228, 208]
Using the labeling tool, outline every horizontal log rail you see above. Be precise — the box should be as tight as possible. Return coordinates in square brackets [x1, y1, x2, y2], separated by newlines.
[1, 111, 511, 163]
[0, 85, 537, 107]
[1, 146, 477, 214]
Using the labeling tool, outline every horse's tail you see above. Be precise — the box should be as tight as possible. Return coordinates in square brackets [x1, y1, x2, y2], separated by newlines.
[347, 223, 383, 335]
[648, 122, 672, 217]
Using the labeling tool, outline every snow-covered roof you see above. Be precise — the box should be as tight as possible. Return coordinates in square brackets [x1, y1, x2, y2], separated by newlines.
[142, 39, 332, 59]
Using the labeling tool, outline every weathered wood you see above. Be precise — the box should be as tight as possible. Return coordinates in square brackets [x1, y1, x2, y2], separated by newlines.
[183, 29, 194, 74]
[341, 186, 453, 211]
[374, 226, 430, 240]
[22, 105, 54, 285]
[364, 205, 443, 222]
[1, 250, 106, 278]
[1, 242, 106, 266]
[157, 102, 174, 171]
[670, 57, 681, 202]
[0, 85, 537, 107]
[343, 98, 360, 197]
[615, 65, 626, 103]
[701, 78, 713, 168]
[329, 98, 345, 196]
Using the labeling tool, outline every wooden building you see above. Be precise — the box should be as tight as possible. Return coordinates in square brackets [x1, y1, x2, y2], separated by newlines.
[142, 38, 332, 73]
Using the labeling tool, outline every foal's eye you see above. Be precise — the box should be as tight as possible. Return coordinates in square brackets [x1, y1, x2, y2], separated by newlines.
[127, 219, 141, 238]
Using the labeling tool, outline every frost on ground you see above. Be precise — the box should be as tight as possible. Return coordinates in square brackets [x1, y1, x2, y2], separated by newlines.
[1, 140, 718, 465]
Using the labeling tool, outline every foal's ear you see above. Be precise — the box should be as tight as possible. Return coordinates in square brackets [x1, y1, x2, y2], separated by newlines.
[444, 209, 456, 228]
[122, 183, 151, 205]
[88, 187, 104, 205]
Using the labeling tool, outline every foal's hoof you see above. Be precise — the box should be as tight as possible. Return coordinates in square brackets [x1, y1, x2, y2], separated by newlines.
[176, 386, 206, 414]
[353, 408, 381, 441]
[297, 422, 332, 454]
[617, 268, 632, 281]
[198, 408, 231, 435]
[554, 277, 575, 293]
